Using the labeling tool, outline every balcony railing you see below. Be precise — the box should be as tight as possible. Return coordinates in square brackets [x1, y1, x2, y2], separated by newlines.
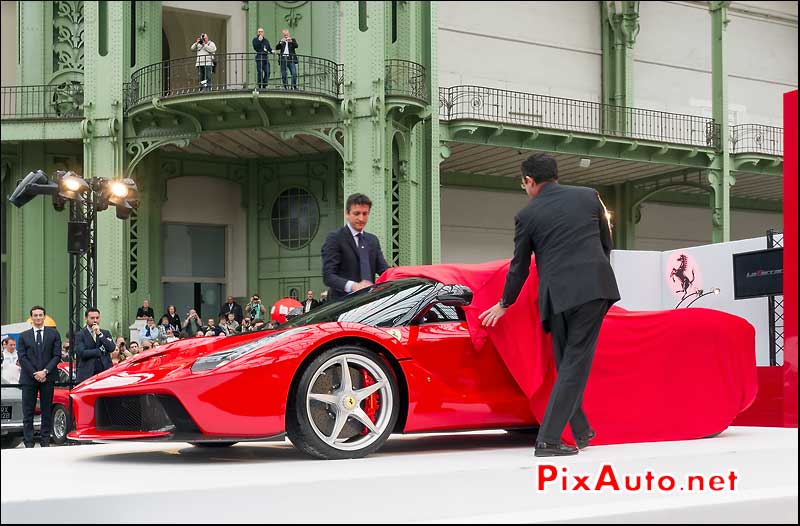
[439, 86, 720, 149]
[731, 124, 783, 156]
[126, 53, 344, 111]
[1, 83, 84, 120]
[385, 59, 428, 102]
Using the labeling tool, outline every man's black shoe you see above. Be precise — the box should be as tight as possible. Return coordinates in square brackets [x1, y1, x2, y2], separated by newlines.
[575, 429, 596, 449]
[534, 441, 579, 457]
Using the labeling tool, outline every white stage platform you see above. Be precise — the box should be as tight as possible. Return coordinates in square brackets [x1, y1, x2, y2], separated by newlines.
[1, 426, 796, 523]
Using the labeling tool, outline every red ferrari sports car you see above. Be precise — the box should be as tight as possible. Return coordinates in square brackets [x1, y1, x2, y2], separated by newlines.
[68, 273, 756, 459]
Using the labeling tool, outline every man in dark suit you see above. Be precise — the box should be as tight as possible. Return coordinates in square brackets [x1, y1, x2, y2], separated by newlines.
[74, 307, 115, 384]
[302, 290, 320, 313]
[16, 305, 62, 447]
[219, 296, 244, 323]
[322, 193, 389, 301]
[275, 28, 299, 90]
[479, 153, 620, 457]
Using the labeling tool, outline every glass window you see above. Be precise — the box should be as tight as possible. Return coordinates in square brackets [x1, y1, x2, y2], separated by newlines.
[271, 188, 319, 249]
[419, 303, 466, 324]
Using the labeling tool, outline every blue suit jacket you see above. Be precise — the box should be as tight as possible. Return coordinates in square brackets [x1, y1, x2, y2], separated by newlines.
[74, 326, 115, 384]
[16, 327, 61, 385]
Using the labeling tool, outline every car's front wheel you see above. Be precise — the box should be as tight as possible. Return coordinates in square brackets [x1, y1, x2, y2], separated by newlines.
[287, 346, 399, 460]
[51, 404, 70, 445]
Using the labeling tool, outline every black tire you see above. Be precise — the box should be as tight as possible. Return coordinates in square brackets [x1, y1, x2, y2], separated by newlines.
[51, 404, 70, 445]
[189, 442, 238, 448]
[287, 346, 399, 460]
[1, 435, 23, 449]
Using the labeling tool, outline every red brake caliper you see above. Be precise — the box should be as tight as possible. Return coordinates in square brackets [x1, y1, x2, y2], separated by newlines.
[359, 369, 380, 435]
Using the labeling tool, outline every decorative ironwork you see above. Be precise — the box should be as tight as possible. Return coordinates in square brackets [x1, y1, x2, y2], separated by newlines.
[129, 208, 138, 294]
[126, 53, 343, 111]
[52, 1, 85, 77]
[438, 86, 720, 149]
[731, 124, 783, 156]
[385, 59, 427, 102]
[390, 167, 401, 266]
[767, 229, 784, 366]
[1, 84, 84, 119]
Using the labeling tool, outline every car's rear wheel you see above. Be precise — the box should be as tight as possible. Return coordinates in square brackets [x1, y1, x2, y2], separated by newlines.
[287, 346, 399, 460]
[189, 442, 238, 448]
[51, 404, 70, 445]
[1, 435, 23, 449]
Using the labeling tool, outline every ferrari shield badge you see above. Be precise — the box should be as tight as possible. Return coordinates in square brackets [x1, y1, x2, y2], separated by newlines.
[386, 329, 402, 342]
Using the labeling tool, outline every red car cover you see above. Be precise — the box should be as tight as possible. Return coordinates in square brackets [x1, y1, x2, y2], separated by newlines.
[378, 260, 757, 445]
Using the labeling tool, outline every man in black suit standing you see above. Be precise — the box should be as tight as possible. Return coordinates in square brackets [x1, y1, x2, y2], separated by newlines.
[479, 153, 620, 457]
[302, 290, 320, 313]
[74, 307, 115, 384]
[16, 306, 62, 447]
[322, 193, 389, 300]
[219, 296, 244, 324]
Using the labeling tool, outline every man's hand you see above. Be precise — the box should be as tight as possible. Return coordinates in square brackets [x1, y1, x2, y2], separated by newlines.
[352, 280, 373, 292]
[33, 370, 47, 382]
[478, 302, 508, 328]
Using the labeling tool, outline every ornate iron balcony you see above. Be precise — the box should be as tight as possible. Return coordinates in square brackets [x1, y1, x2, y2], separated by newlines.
[439, 86, 721, 149]
[125, 53, 344, 111]
[385, 59, 428, 102]
[1, 83, 84, 120]
[730, 124, 783, 156]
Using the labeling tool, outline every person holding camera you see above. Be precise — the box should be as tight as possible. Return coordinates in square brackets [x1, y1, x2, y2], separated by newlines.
[182, 308, 203, 337]
[275, 29, 298, 90]
[246, 295, 265, 322]
[252, 27, 273, 90]
[163, 305, 181, 334]
[114, 336, 132, 362]
[219, 295, 243, 324]
[74, 307, 115, 384]
[190, 33, 217, 91]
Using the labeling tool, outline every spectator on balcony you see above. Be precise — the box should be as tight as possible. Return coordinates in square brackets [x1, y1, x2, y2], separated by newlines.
[275, 29, 298, 90]
[252, 28, 273, 90]
[190, 33, 217, 91]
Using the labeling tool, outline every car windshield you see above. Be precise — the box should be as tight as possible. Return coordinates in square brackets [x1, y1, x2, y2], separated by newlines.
[280, 279, 436, 328]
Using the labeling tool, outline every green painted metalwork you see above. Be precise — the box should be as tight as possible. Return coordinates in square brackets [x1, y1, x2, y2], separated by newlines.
[601, 1, 640, 133]
[709, 1, 733, 243]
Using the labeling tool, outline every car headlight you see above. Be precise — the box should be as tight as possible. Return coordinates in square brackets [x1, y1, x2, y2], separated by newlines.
[191, 328, 309, 373]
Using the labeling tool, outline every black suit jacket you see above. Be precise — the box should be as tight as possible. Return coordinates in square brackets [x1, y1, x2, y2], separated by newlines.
[74, 326, 115, 384]
[16, 327, 62, 385]
[502, 183, 620, 323]
[275, 38, 299, 63]
[302, 298, 320, 312]
[322, 226, 389, 300]
[219, 302, 244, 323]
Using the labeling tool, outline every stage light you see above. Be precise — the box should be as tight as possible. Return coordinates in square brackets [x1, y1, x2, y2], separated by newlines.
[8, 170, 59, 208]
[55, 171, 90, 203]
[110, 181, 129, 198]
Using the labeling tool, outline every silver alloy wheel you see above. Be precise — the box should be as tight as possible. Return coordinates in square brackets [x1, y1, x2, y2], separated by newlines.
[53, 406, 67, 441]
[305, 353, 393, 452]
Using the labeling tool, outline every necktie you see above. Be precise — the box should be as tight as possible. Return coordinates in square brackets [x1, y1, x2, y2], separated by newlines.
[355, 233, 372, 282]
[36, 329, 42, 347]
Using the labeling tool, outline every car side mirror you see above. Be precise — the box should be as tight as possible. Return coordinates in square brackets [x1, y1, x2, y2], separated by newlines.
[435, 284, 473, 306]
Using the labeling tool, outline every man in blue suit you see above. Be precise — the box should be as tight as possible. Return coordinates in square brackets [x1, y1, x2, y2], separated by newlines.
[74, 307, 115, 384]
[322, 193, 389, 301]
[16, 305, 62, 448]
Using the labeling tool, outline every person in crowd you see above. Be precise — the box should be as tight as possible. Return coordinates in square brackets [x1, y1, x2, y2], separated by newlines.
[159, 315, 173, 339]
[178, 331, 189, 340]
[141, 340, 154, 351]
[252, 27, 272, 89]
[190, 32, 217, 91]
[275, 28, 299, 90]
[128, 341, 140, 356]
[478, 153, 620, 457]
[142, 316, 162, 343]
[319, 290, 329, 305]
[74, 307, 115, 385]
[220, 295, 244, 324]
[194, 331, 206, 338]
[136, 299, 154, 320]
[163, 328, 179, 343]
[60, 337, 71, 362]
[183, 308, 203, 337]
[202, 318, 224, 337]
[2, 336, 20, 385]
[225, 312, 240, 334]
[16, 306, 62, 447]
[302, 290, 319, 313]
[217, 315, 232, 336]
[115, 336, 132, 362]
[163, 305, 181, 335]
[240, 316, 253, 333]
[322, 193, 389, 300]
[246, 295, 265, 322]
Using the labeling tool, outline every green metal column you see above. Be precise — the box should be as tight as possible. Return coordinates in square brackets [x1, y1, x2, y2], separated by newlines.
[427, 1, 441, 264]
[601, 1, 640, 133]
[612, 182, 637, 249]
[341, 1, 389, 244]
[247, 159, 260, 296]
[709, 1, 733, 243]
[84, 1, 128, 335]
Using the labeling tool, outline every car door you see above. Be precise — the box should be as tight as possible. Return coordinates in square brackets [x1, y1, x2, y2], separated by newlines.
[401, 303, 533, 432]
